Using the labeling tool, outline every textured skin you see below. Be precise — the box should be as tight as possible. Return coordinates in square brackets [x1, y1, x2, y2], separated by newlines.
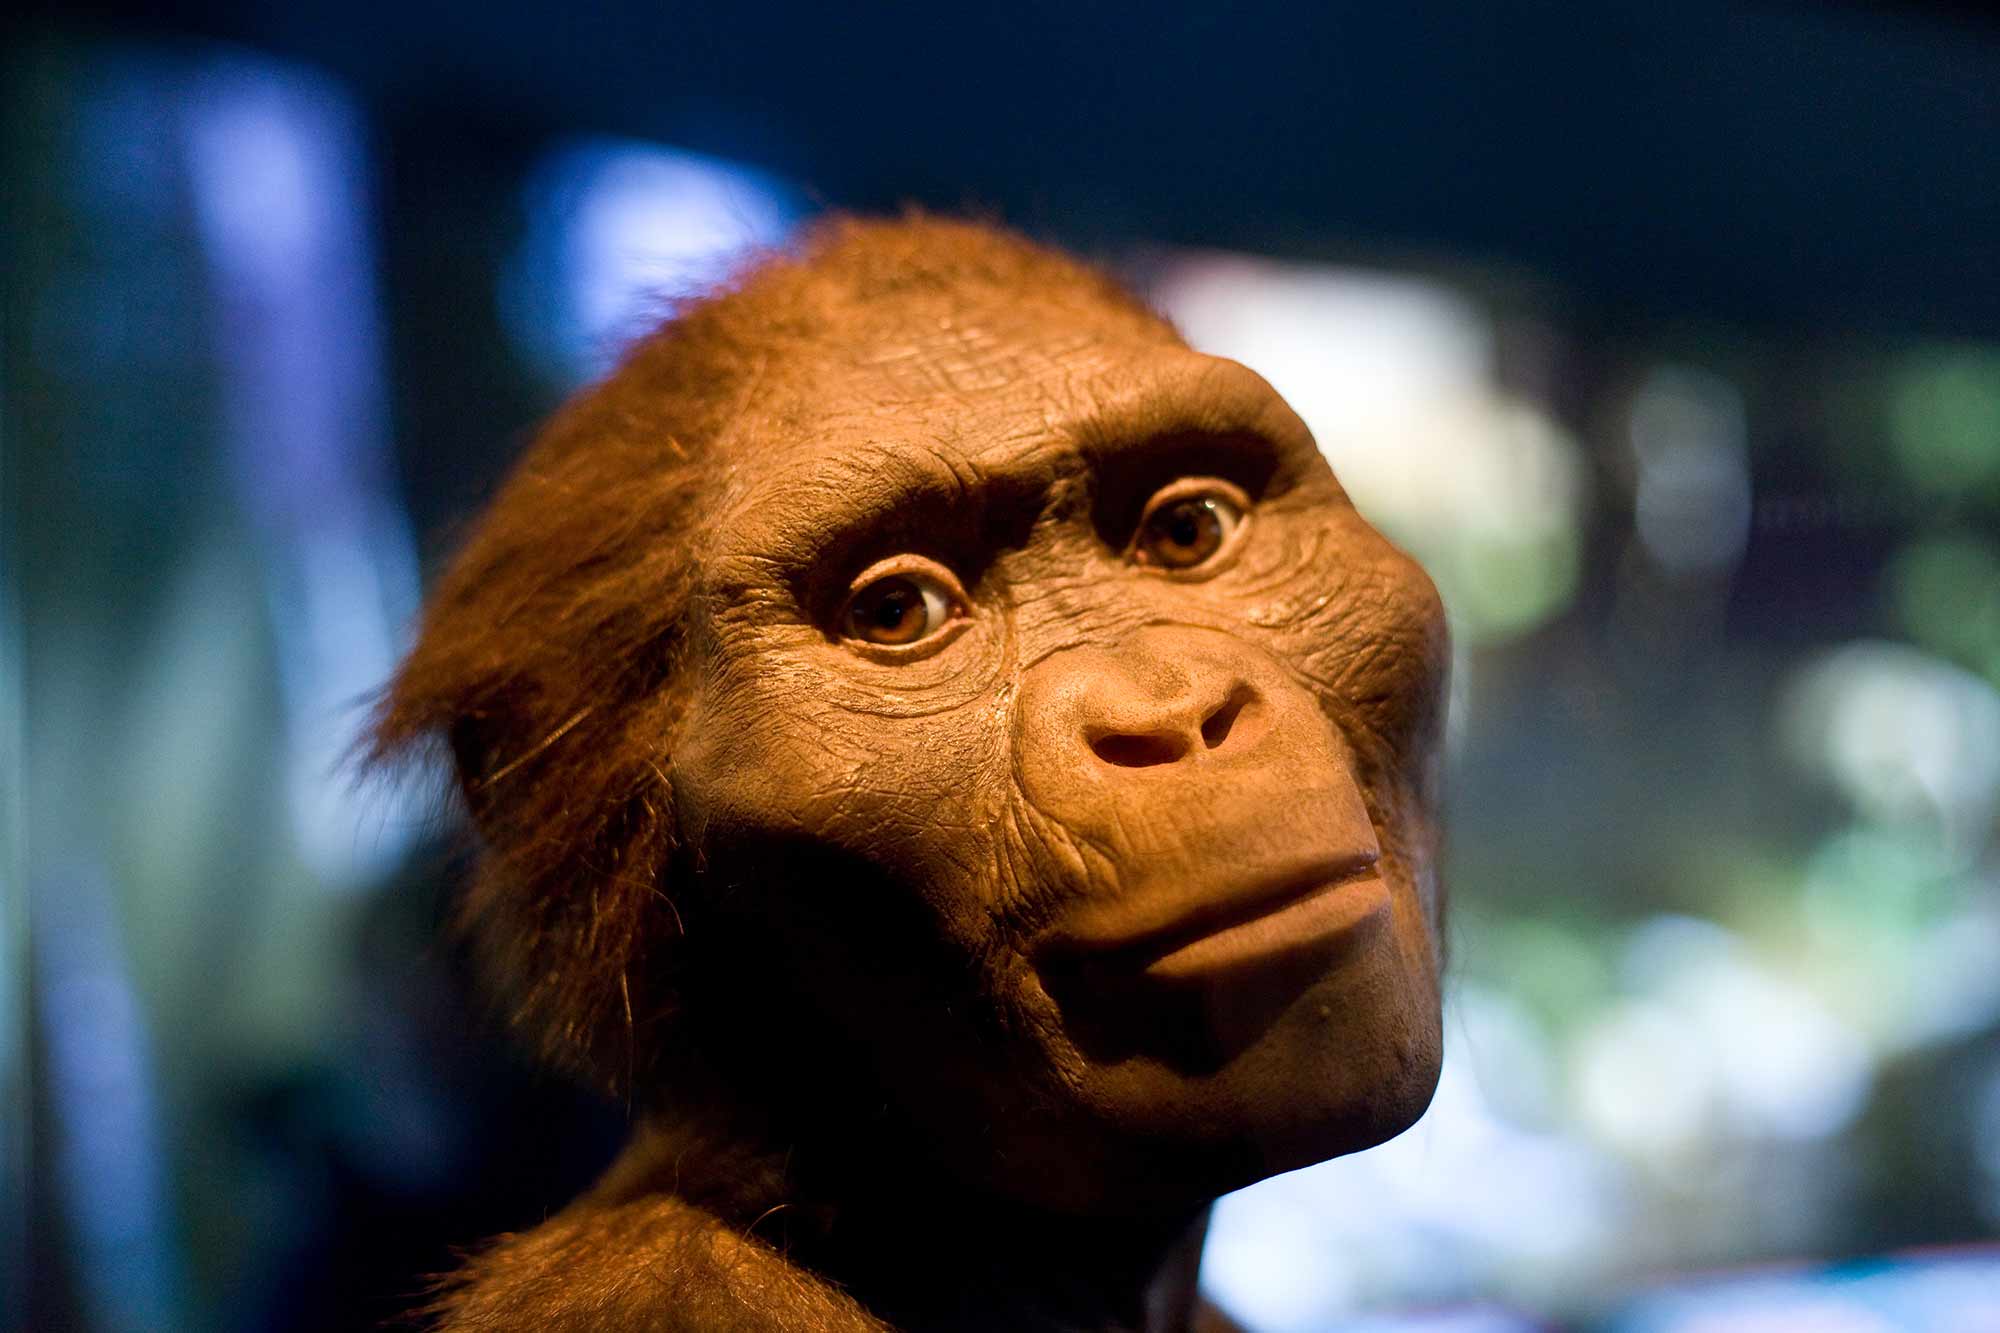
[378, 218, 1449, 1331]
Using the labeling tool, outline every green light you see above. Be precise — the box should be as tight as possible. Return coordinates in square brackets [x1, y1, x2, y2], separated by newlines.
[1886, 347, 2000, 497]
[1448, 531, 1583, 645]
[1890, 531, 2000, 682]
[1473, 915, 1616, 1037]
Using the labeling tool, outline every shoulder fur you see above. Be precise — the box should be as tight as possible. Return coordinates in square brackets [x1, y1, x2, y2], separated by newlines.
[422, 1192, 889, 1333]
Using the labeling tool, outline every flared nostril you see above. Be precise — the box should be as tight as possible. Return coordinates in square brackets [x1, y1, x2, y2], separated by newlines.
[1090, 730, 1190, 768]
[1199, 685, 1254, 750]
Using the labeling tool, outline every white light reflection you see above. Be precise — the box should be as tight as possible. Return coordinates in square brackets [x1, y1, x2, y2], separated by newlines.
[1338, 1310, 1546, 1333]
[1628, 367, 1752, 576]
[1794, 827, 2000, 1055]
[1152, 254, 1588, 646]
[1203, 987, 1624, 1331]
[1608, 1251, 2000, 1333]
[504, 138, 802, 387]
[1780, 642, 2000, 858]
[1904, 901, 2000, 1049]
[1572, 999, 1718, 1156]
[1612, 916, 1872, 1146]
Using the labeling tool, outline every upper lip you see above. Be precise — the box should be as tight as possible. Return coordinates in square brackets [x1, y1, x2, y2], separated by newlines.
[1036, 848, 1382, 968]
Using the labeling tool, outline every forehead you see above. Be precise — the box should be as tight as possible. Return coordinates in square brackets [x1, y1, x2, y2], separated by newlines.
[723, 294, 1172, 487]
[704, 294, 1313, 560]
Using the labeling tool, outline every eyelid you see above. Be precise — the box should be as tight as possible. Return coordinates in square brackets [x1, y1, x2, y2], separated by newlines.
[1126, 476, 1253, 570]
[836, 554, 972, 654]
[843, 553, 970, 601]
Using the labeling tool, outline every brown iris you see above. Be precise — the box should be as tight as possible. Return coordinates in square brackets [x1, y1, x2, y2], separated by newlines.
[846, 573, 948, 645]
[1138, 496, 1227, 568]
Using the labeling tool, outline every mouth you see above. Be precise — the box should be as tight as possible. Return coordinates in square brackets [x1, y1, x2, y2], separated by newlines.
[1040, 850, 1389, 985]
[1138, 868, 1390, 983]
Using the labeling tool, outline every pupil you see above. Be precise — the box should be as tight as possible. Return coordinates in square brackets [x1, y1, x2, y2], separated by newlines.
[874, 587, 913, 627]
[847, 572, 951, 647]
[1147, 498, 1222, 567]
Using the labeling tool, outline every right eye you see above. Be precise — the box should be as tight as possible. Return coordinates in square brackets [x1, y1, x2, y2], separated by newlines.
[841, 565, 963, 647]
[1128, 477, 1251, 572]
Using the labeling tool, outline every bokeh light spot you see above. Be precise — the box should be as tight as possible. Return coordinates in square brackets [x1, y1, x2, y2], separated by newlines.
[1152, 254, 1588, 645]
[1889, 530, 2000, 682]
[503, 137, 803, 387]
[1885, 345, 2000, 497]
[1780, 642, 2000, 858]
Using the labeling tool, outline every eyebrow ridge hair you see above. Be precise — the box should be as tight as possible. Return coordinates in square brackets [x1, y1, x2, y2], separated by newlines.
[700, 440, 1044, 610]
[712, 371, 1308, 602]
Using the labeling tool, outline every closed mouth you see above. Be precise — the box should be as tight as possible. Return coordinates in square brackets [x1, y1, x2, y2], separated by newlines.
[1137, 869, 1391, 983]
[1041, 850, 1386, 981]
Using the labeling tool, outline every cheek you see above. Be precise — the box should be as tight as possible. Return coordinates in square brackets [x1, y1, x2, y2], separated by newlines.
[673, 628, 1036, 968]
[1251, 511, 1450, 944]
[1302, 520, 1450, 757]
[672, 643, 1092, 1131]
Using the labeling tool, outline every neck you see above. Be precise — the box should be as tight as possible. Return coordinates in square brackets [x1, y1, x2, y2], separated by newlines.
[815, 1164, 1211, 1333]
[601, 1092, 1211, 1333]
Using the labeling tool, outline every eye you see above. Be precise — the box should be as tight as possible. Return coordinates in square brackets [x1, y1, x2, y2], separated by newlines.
[1130, 479, 1249, 570]
[841, 563, 965, 647]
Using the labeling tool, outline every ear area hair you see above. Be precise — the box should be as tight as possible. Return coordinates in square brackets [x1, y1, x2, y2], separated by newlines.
[444, 711, 507, 818]
[363, 402, 704, 1095]
[367, 211, 1165, 1096]
[373, 627, 692, 1096]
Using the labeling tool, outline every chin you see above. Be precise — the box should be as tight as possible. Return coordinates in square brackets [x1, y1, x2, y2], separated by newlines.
[1018, 920, 1442, 1213]
[1245, 1004, 1443, 1183]
[1216, 964, 1441, 1186]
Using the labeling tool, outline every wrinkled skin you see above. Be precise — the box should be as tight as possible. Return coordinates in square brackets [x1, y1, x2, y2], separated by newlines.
[676, 297, 1449, 1223]
[397, 223, 1450, 1332]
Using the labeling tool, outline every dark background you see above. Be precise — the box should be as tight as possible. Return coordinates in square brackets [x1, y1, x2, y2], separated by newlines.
[8, 4, 1999, 1331]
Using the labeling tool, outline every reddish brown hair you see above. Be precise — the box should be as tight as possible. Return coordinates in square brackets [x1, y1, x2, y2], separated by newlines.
[373, 216, 1170, 1094]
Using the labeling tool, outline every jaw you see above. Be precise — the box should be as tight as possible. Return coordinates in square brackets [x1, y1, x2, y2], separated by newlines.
[1047, 902, 1442, 1196]
[885, 883, 1443, 1217]
[677, 784, 1442, 1217]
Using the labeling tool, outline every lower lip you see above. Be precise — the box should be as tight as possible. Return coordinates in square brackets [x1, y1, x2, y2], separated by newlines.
[1139, 874, 1393, 984]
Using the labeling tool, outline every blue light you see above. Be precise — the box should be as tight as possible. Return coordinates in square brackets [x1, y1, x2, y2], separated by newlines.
[34, 865, 184, 1332]
[503, 137, 804, 386]
[1606, 1248, 2000, 1333]
[179, 54, 423, 893]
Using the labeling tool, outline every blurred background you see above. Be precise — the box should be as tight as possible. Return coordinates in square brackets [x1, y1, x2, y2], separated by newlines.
[6, 3, 1999, 1330]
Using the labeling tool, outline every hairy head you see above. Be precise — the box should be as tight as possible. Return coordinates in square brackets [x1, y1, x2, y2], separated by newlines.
[379, 215, 1449, 1212]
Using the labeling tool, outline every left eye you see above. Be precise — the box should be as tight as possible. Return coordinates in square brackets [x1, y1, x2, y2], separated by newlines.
[843, 569, 960, 646]
[1132, 482, 1248, 570]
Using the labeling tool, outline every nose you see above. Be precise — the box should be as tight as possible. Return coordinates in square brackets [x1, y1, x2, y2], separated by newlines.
[1088, 682, 1257, 768]
[1021, 627, 1270, 774]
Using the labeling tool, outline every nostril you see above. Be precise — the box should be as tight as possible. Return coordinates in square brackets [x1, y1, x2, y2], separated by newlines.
[1200, 686, 1253, 750]
[1090, 730, 1189, 768]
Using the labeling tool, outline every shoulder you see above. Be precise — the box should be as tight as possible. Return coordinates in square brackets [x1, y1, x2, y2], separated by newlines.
[423, 1192, 890, 1333]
